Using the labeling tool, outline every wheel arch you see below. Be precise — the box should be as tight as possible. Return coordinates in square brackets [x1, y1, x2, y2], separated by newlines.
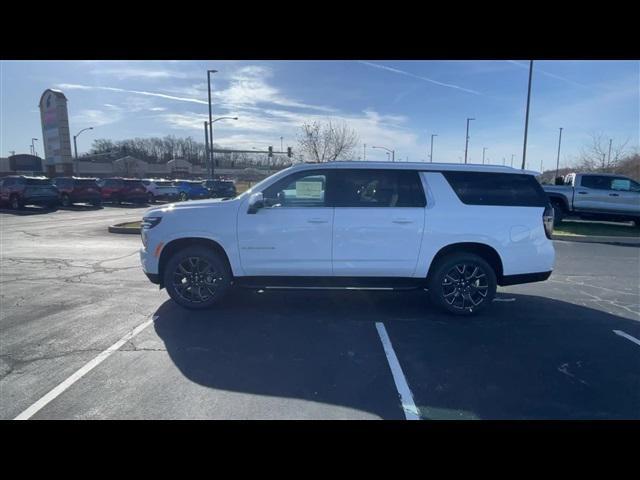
[427, 242, 504, 283]
[158, 237, 233, 288]
[546, 193, 569, 212]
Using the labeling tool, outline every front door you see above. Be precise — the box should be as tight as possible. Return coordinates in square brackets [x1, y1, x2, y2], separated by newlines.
[331, 169, 426, 277]
[237, 170, 333, 276]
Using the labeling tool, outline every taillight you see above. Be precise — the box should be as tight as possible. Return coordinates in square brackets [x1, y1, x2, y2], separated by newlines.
[543, 205, 554, 239]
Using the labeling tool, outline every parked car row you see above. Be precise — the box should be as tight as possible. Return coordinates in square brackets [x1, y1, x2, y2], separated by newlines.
[0, 175, 238, 210]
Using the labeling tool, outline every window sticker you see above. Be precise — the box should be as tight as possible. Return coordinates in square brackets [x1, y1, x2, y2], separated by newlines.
[296, 180, 323, 199]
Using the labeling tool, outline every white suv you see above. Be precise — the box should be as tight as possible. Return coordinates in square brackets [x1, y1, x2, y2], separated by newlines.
[141, 179, 180, 204]
[140, 162, 555, 315]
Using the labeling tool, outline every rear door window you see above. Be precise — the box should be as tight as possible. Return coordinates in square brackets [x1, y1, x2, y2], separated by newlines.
[581, 175, 612, 190]
[442, 171, 548, 207]
[332, 169, 426, 207]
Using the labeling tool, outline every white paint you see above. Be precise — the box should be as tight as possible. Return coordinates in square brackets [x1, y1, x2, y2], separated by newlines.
[613, 330, 640, 347]
[375, 322, 420, 420]
[14, 316, 156, 420]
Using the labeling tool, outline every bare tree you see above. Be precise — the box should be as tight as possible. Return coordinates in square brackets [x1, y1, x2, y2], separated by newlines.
[297, 120, 359, 162]
[577, 133, 630, 172]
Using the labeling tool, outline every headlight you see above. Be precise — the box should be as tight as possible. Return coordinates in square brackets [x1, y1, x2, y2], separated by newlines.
[141, 216, 162, 229]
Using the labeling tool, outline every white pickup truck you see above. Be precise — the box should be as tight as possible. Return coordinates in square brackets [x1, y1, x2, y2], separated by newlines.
[543, 173, 640, 226]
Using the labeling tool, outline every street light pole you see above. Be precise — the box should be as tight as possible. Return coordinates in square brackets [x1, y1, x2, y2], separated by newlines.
[607, 138, 613, 168]
[371, 145, 394, 162]
[554, 127, 563, 180]
[464, 118, 475, 164]
[430, 134, 437, 162]
[280, 136, 283, 152]
[204, 121, 210, 170]
[521, 60, 534, 169]
[511, 154, 514, 167]
[31, 138, 38, 157]
[482, 147, 487, 165]
[363, 143, 366, 160]
[207, 69, 217, 178]
[73, 127, 93, 175]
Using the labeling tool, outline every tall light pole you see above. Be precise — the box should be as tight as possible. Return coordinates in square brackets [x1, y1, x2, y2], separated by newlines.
[204, 121, 210, 169]
[363, 143, 366, 160]
[31, 138, 38, 157]
[73, 127, 93, 174]
[464, 118, 475, 164]
[482, 147, 487, 165]
[280, 136, 284, 152]
[511, 154, 514, 167]
[207, 69, 218, 178]
[430, 134, 437, 162]
[372, 145, 394, 162]
[554, 127, 563, 180]
[607, 138, 613, 168]
[521, 60, 534, 169]
[208, 116, 238, 176]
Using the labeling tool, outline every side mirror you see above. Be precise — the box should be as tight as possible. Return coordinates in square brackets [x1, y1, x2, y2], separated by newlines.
[247, 192, 264, 214]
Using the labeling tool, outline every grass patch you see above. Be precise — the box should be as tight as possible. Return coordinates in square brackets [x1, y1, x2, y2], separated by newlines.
[555, 220, 639, 237]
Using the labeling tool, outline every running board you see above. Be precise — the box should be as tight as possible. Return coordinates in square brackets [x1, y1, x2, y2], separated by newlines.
[234, 276, 426, 291]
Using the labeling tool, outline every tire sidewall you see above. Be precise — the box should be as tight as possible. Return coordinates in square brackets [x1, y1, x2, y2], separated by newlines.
[61, 194, 71, 207]
[428, 253, 497, 316]
[164, 246, 231, 310]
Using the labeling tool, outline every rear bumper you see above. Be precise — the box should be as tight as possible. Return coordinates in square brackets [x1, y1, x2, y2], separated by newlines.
[499, 271, 552, 286]
[145, 272, 161, 284]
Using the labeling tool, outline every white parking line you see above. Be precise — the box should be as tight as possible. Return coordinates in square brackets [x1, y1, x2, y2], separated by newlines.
[613, 330, 640, 347]
[375, 322, 421, 420]
[14, 316, 156, 420]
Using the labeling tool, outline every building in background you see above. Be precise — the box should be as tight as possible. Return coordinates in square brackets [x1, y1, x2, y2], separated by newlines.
[39, 89, 73, 176]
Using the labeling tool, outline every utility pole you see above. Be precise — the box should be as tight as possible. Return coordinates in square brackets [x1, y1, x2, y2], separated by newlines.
[430, 134, 437, 162]
[280, 136, 283, 152]
[521, 60, 534, 169]
[207, 69, 217, 178]
[363, 143, 366, 160]
[464, 118, 475, 164]
[607, 138, 613, 168]
[554, 127, 563, 180]
[511, 154, 514, 167]
[204, 121, 210, 171]
[482, 147, 487, 165]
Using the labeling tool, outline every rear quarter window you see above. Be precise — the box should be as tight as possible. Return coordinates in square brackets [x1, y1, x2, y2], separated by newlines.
[442, 171, 549, 207]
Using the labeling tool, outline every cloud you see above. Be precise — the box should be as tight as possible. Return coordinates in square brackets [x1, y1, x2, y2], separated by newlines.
[72, 108, 123, 126]
[357, 61, 482, 95]
[89, 67, 201, 80]
[57, 83, 209, 105]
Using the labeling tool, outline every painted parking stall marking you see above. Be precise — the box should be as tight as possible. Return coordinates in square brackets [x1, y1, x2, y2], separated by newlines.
[613, 330, 640, 348]
[375, 322, 421, 420]
[14, 316, 157, 420]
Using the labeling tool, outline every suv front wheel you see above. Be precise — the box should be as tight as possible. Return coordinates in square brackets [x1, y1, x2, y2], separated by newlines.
[428, 253, 497, 316]
[164, 246, 232, 310]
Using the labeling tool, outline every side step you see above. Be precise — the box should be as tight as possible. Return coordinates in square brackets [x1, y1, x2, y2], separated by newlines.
[234, 276, 427, 291]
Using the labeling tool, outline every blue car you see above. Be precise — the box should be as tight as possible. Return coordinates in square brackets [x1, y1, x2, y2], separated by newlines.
[172, 180, 211, 201]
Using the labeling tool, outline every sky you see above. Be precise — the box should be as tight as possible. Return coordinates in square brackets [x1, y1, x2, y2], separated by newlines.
[1, 60, 638, 171]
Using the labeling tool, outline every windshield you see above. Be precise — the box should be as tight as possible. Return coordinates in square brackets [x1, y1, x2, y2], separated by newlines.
[26, 178, 53, 186]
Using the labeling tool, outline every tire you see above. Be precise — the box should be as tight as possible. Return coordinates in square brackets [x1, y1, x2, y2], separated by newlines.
[60, 194, 71, 207]
[550, 200, 565, 226]
[164, 246, 232, 310]
[633, 218, 640, 228]
[427, 253, 497, 316]
[148, 193, 155, 204]
[10, 194, 22, 210]
[179, 192, 188, 202]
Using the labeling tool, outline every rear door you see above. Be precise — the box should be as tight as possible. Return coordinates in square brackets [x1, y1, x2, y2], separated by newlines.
[331, 169, 426, 277]
[608, 177, 640, 215]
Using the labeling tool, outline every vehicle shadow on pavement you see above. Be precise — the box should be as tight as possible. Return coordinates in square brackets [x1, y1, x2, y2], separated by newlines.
[101, 203, 151, 209]
[0, 206, 57, 216]
[58, 204, 104, 211]
[152, 288, 639, 419]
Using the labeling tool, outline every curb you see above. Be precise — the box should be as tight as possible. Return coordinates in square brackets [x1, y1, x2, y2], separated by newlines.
[108, 223, 141, 234]
[552, 234, 640, 245]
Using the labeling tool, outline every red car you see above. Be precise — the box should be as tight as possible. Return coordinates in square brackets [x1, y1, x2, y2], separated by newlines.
[96, 178, 148, 204]
[0, 175, 59, 210]
[52, 177, 102, 207]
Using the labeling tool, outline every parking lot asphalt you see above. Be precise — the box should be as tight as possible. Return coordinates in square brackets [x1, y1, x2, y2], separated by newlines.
[1, 205, 639, 419]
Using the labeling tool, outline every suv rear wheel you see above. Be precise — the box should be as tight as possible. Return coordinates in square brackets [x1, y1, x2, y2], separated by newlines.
[428, 253, 497, 316]
[550, 199, 565, 226]
[179, 192, 188, 201]
[164, 246, 232, 310]
[61, 193, 71, 207]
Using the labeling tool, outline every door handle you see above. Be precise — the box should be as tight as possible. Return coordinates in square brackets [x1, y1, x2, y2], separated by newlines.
[609, 193, 620, 197]
[577, 191, 588, 195]
[307, 218, 328, 224]
[392, 219, 413, 224]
